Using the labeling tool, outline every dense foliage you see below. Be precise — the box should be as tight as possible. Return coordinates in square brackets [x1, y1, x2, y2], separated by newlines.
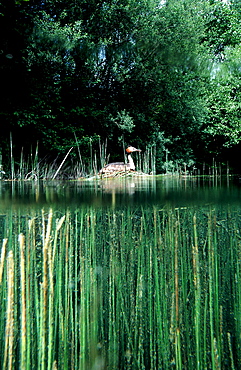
[1, 0, 241, 173]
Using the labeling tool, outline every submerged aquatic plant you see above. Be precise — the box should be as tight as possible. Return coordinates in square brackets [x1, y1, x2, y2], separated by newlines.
[0, 206, 240, 369]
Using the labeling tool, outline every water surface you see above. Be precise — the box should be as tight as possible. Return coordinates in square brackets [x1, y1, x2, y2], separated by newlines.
[0, 175, 240, 209]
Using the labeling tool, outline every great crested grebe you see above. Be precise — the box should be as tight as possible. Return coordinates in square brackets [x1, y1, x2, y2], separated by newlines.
[99, 146, 141, 174]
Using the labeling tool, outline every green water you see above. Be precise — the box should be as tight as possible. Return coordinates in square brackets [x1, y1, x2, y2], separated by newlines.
[0, 176, 240, 208]
[0, 177, 241, 369]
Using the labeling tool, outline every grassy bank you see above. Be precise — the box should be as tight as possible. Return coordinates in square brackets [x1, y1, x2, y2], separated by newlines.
[0, 206, 240, 369]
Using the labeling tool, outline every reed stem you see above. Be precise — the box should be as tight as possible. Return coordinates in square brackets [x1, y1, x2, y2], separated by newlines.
[3, 251, 14, 370]
[19, 233, 27, 369]
[0, 206, 241, 369]
[0, 239, 7, 285]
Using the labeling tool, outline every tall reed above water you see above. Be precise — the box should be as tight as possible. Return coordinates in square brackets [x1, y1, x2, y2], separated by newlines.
[0, 206, 240, 369]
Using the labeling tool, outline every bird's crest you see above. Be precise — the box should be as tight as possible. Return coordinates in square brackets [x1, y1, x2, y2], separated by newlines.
[126, 146, 141, 153]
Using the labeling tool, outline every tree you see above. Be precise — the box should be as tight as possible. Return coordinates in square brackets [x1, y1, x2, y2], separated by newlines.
[1, 0, 241, 173]
[123, 0, 210, 167]
[205, 46, 241, 148]
[202, 0, 241, 164]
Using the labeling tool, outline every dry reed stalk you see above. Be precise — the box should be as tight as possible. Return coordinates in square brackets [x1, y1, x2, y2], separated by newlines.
[213, 337, 221, 370]
[52, 360, 58, 370]
[19, 233, 27, 368]
[0, 238, 7, 284]
[42, 209, 53, 369]
[42, 209, 46, 246]
[52, 215, 66, 266]
[169, 293, 175, 343]
[52, 147, 73, 179]
[3, 251, 15, 370]
[48, 234, 54, 298]
[227, 332, 235, 370]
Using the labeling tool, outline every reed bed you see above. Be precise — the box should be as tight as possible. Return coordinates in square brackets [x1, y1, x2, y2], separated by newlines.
[4, 138, 156, 180]
[0, 206, 241, 369]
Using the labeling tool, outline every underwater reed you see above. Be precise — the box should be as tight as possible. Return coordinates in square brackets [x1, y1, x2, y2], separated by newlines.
[0, 239, 7, 284]
[3, 251, 14, 370]
[0, 206, 241, 369]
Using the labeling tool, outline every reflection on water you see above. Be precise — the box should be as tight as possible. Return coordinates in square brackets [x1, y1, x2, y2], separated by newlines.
[0, 175, 240, 209]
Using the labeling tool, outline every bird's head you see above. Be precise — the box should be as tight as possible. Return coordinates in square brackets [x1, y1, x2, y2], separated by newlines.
[126, 146, 141, 153]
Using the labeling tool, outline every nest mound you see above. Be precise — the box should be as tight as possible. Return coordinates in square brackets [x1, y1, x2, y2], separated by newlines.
[98, 170, 150, 179]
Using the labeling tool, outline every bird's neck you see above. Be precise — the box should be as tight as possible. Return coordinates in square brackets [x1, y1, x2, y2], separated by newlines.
[127, 154, 135, 170]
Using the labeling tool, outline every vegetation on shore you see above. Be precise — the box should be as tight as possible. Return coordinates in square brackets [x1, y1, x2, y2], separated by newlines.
[1, 0, 241, 173]
[0, 138, 232, 180]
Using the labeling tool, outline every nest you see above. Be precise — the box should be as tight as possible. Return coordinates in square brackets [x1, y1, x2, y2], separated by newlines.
[98, 170, 149, 179]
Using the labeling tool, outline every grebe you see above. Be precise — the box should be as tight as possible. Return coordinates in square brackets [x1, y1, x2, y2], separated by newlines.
[99, 146, 141, 174]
